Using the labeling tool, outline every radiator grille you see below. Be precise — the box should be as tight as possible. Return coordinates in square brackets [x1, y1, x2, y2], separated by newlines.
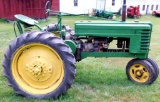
[140, 30, 151, 51]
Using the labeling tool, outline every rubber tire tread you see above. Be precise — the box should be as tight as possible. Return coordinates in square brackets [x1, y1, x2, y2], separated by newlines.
[126, 59, 156, 84]
[3, 31, 76, 99]
[146, 57, 159, 81]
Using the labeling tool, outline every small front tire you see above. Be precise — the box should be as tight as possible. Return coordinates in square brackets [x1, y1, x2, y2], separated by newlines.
[126, 59, 156, 84]
[146, 58, 159, 81]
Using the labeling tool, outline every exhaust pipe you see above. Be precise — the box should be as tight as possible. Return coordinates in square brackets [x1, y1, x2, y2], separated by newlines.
[122, 0, 126, 21]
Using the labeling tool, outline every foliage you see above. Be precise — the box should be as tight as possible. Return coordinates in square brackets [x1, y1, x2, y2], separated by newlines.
[0, 18, 7, 23]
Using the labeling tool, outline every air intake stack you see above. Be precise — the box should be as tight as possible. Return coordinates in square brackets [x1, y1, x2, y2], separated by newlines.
[122, 0, 126, 21]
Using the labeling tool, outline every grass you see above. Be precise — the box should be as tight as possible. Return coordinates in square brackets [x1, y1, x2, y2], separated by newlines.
[0, 15, 160, 102]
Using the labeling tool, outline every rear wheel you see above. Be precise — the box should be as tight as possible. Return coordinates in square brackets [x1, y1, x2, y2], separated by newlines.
[126, 59, 156, 84]
[3, 31, 76, 99]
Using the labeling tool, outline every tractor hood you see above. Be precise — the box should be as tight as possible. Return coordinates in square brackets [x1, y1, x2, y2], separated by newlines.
[74, 21, 152, 37]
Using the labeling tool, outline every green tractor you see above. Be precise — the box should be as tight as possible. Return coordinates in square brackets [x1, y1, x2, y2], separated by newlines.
[96, 10, 114, 19]
[2, 0, 159, 99]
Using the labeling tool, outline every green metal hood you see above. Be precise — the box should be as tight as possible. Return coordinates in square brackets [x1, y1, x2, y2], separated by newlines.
[74, 21, 152, 37]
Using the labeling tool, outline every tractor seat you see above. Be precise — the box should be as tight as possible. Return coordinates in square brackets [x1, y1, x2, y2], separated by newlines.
[14, 14, 38, 26]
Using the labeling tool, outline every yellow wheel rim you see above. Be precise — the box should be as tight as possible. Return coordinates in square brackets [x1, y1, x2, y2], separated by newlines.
[130, 64, 149, 83]
[12, 43, 64, 95]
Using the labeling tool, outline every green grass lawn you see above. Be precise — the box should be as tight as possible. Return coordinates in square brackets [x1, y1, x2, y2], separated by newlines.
[0, 15, 160, 102]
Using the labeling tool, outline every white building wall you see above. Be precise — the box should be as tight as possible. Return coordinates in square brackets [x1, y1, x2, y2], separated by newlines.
[104, 0, 160, 14]
[60, 0, 96, 14]
[105, 0, 123, 12]
[96, 0, 106, 10]
[59, 0, 160, 15]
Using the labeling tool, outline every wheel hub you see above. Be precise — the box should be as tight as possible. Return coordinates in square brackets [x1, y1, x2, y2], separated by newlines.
[130, 64, 149, 82]
[136, 70, 143, 77]
[33, 65, 42, 75]
[25, 57, 53, 82]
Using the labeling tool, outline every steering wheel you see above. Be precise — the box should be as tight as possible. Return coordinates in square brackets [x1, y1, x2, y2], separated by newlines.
[44, 1, 51, 19]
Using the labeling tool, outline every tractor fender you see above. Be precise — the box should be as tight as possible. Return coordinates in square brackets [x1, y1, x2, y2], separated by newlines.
[65, 40, 77, 54]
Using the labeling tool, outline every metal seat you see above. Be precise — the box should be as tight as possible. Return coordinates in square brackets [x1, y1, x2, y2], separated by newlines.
[14, 14, 38, 26]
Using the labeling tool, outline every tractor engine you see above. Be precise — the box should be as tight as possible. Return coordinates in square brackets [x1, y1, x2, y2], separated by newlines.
[82, 37, 113, 52]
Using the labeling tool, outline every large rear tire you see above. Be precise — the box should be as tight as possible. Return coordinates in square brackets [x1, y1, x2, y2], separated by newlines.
[3, 31, 76, 99]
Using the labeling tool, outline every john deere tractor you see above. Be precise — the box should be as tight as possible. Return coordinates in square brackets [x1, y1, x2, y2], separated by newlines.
[2, 0, 159, 99]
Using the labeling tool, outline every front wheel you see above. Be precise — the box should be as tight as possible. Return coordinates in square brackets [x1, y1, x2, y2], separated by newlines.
[146, 58, 159, 81]
[3, 31, 76, 99]
[126, 59, 157, 84]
